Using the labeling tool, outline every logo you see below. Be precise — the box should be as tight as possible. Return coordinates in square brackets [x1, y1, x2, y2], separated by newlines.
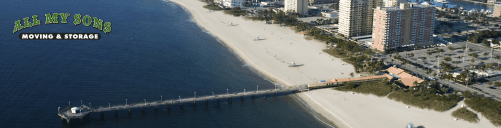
[13, 13, 112, 40]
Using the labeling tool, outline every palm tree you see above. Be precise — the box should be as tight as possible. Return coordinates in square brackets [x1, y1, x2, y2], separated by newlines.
[413, 81, 419, 87]
[426, 69, 432, 78]
[471, 58, 475, 69]
[447, 29, 452, 43]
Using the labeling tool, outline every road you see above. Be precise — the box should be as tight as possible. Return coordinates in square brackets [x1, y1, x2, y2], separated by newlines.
[380, 54, 501, 101]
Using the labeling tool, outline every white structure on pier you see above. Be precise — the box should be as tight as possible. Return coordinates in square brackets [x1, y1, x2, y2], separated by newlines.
[71, 107, 80, 114]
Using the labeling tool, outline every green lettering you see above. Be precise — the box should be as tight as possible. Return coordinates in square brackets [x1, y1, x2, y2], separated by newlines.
[93, 17, 103, 30]
[59, 13, 70, 24]
[13, 20, 23, 33]
[82, 15, 92, 26]
[103, 22, 112, 34]
[32, 15, 41, 26]
[45, 13, 59, 24]
[23, 17, 32, 28]
[73, 14, 81, 25]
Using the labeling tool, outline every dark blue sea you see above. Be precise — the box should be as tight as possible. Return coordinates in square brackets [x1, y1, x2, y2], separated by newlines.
[0, 0, 331, 127]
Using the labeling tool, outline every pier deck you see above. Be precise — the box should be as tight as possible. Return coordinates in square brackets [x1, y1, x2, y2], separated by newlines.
[58, 85, 308, 122]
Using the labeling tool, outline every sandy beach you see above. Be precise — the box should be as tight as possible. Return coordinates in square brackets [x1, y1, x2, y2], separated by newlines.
[167, 0, 498, 127]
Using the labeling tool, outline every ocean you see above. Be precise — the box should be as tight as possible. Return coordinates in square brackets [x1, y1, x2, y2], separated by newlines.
[0, 0, 330, 127]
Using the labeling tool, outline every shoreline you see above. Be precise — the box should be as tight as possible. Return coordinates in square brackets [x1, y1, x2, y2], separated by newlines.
[168, 0, 353, 127]
[166, 0, 498, 127]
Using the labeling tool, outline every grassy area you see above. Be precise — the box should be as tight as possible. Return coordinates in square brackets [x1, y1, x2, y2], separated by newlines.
[452, 108, 479, 123]
[334, 79, 460, 112]
[334, 80, 394, 97]
[222, 7, 248, 17]
[203, 5, 223, 10]
[464, 95, 501, 126]
[387, 89, 460, 112]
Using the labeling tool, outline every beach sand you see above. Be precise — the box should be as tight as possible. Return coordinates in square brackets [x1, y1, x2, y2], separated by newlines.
[167, 0, 498, 127]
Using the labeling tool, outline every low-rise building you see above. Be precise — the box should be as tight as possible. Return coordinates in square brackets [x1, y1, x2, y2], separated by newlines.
[387, 67, 424, 87]
[309, 0, 336, 4]
[321, 11, 338, 17]
[487, 38, 501, 48]
[222, 0, 245, 8]
[488, 0, 496, 4]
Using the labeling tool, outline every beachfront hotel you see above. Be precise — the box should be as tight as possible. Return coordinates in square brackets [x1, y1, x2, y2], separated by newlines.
[285, 0, 309, 14]
[338, 0, 375, 37]
[371, 3, 436, 52]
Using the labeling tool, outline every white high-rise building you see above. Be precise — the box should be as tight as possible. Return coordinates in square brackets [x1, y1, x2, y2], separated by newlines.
[285, 0, 309, 14]
[338, 0, 374, 37]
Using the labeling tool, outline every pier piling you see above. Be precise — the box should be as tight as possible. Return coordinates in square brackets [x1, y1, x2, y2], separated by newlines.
[205, 99, 208, 105]
[114, 110, 118, 117]
[167, 104, 171, 110]
[154, 106, 158, 111]
[240, 96, 244, 101]
[252, 95, 255, 99]
[180, 103, 184, 108]
[128, 109, 131, 115]
[217, 99, 220, 104]
[193, 101, 196, 107]
[141, 107, 145, 113]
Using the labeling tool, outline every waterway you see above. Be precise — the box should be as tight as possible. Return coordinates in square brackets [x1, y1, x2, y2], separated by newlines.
[449, 0, 494, 11]
[0, 0, 330, 127]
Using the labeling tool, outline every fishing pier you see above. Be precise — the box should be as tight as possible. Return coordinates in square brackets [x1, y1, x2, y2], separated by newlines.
[58, 85, 310, 124]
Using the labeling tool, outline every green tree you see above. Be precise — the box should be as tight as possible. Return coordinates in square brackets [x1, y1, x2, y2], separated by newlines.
[471, 53, 479, 59]
[495, 81, 501, 90]
[482, 38, 490, 46]
[484, 52, 489, 59]
[350, 72, 354, 78]
[448, 46, 454, 51]
[410, 53, 414, 57]
[444, 57, 452, 62]
[462, 90, 472, 98]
